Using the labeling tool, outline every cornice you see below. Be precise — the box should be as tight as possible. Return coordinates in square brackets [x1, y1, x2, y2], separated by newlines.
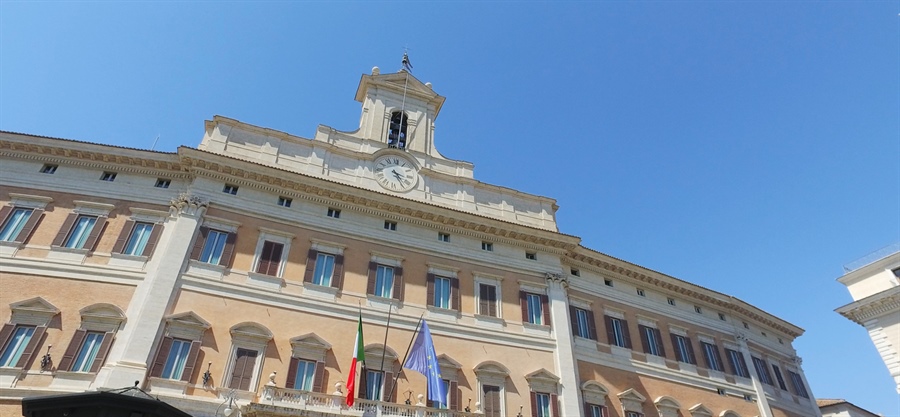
[566, 251, 804, 338]
[0, 140, 187, 177]
[837, 287, 900, 324]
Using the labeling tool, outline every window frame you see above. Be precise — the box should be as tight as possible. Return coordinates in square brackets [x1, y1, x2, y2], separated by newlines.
[0, 297, 58, 371]
[520, 291, 550, 327]
[725, 348, 750, 378]
[0, 206, 40, 244]
[57, 303, 124, 375]
[427, 271, 460, 311]
[112, 218, 164, 258]
[478, 282, 500, 318]
[285, 333, 330, 393]
[788, 370, 809, 398]
[604, 315, 632, 349]
[701, 341, 724, 372]
[252, 229, 293, 278]
[752, 356, 773, 385]
[570, 306, 597, 340]
[305, 245, 345, 290]
[223, 323, 272, 393]
[671, 333, 697, 365]
[638, 325, 666, 357]
[772, 364, 788, 390]
[148, 312, 209, 383]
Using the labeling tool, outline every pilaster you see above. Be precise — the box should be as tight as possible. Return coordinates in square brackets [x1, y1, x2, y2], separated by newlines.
[545, 272, 582, 417]
[92, 194, 208, 390]
[735, 333, 773, 417]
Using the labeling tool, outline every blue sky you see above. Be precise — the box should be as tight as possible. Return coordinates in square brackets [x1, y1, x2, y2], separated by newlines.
[1, 1, 898, 414]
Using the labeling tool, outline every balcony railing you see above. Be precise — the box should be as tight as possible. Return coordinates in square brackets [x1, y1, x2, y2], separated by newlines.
[256, 386, 481, 417]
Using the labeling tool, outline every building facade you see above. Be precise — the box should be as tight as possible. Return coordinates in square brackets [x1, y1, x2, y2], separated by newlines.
[0, 68, 820, 417]
[836, 246, 900, 394]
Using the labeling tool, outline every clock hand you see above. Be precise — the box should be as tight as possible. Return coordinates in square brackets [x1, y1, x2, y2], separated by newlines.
[392, 170, 404, 181]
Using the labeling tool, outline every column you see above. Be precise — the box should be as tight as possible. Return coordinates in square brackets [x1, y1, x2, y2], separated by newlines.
[92, 194, 208, 389]
[735, 333, 773, 417]
[545, 272, 582, 417]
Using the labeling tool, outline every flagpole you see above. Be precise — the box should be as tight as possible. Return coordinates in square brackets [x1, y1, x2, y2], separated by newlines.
[378, 304, 393, 382]
[387, 313, 424, 404]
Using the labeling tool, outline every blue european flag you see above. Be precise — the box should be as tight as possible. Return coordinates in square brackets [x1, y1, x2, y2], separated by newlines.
[403, 320, 447, 406]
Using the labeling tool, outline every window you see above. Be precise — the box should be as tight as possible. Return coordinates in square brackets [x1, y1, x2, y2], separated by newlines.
[100, 171, 117, 182]
[525, 252, 536, 260]
[305, 249, 345, 289]
[225, 323, 270, 392]
[148, 312, 207, 382]
[481, 241, 493, 251]
[570, 307, 596, 340]
[726, 348, 750, 378]
[59, 330, 113, 373]
[743, 394, 753, 402]
[40, 164, 58, 174]
[155, 178, 171, 188]
[388, 111, 408, 149]
[190, 228, 236, 266]
[667, 297, 675, 306]
[0, 207, 35, 242]
[604, 279, 613, 287]
[521, 292, 548, 325]
[752, 356, 773, 385]
[570, 268, 580, 276]
[636, 289, 645, 297]
[113, 221, 161, 257]
[761, 331, 767, 337]
[384, 220, 397, 231]
[278, 196, 292, 207]
[479, 283, 498, 317]
[366, 261, 400, 300]
[223, 184, 239, 195]
[428, 273, 459, 310]
[743, 322, 749, 329]
[160, 339, 194, 380]
[788, 370, 809, 398]
[482, 384, 502, 417]
[0, 325, 36, 367]
[438, 232, 450, 242]
[290, 359, 316, 391]
[625, 412, 643, 417]
[229, 347, 259, 391]
[587, 404, 607, 417]
[52, 214, 105, 251]
[701, 342, 724, 372]
[365, 369, 384, 400]
[639, 325, 665, 357]
[255, 241, 285, 276]
[605, 316, 631, 348]
[772, 365, 788, 390]
[718, 313, 726, 321]
[671, 334, 696, 364]
[534, 392, 552, 417]
[694, 306, 702, 314]
[716, 388, 726, 396]
[427, 378, 457, 409]
[327, 208, 341, 218]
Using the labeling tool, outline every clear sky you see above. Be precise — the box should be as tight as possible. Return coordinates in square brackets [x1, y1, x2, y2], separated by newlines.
[1, 1, 898, 415]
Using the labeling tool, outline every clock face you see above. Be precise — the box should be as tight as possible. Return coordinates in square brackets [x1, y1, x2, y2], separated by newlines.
[373, 155, 418, 192]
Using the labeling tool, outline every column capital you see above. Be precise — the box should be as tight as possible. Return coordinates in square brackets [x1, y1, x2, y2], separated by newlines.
[792, 356, 803, 366]
[734, 332, 750, 343]
[170, 193, 209, 217]
[545, 272, 568, 289]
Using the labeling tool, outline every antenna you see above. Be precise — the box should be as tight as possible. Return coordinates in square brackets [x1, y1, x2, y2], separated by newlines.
[150, 134, 160, 151]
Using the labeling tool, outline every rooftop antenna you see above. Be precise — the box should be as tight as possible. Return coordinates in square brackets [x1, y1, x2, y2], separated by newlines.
[150, 134, 160, 151]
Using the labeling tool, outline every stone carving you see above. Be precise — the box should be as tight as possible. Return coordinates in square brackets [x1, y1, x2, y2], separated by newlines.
[170, 193, 208, 216]
[545, 272, 569, 288]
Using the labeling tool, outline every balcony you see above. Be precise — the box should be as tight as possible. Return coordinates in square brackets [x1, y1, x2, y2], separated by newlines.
[244, 386, 482, 417]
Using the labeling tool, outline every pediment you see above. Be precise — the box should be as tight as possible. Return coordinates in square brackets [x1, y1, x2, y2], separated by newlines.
[655, 396, 681, 409]
[525, 368, 559, 384]
[582, 381, 609, 396]
[10, 297, 59, 315]
[290, 333, 332, 350]
[474, 361, 509, 376]
[720, 411, 741, 417]
[80, 303, 125, 320]
[165, 311, 211, 330]
[617, 388, 647, 403]
[230, 322, 273, 341]
[689, 404, 713, 417]
[355, 71, 446, 116]
[437, 354, 461, 369]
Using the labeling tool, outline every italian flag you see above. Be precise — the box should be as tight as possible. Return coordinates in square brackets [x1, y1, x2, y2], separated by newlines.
[346, 314, 365, 406]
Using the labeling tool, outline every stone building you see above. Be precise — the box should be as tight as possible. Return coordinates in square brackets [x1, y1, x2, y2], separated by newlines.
[0, 67, 820, 417]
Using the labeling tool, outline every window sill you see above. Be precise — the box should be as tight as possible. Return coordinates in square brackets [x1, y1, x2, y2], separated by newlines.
[247, 272, 285, 291]
[706, 369, 727, 381]
[677, 362, 698, 374]
[609, 345, 632, 359]
[218, 387, 256, 402]
[148, 377, 190, 396]
[426, 306, 460, 322]
[645, 354, 667, 367]
[0, 240, 23, 257]
[367, 296, 400, 310]
[186, 259, 227, 278]
[303, 283, 338, 301]
[522, 322, 551, 337]
[108, 253, 149, 269]
[0, 367, 23, 387]
[46, 246, 90, 263]
[574, 336, 597, 349]
[49, 370, 96, 390]
[474, 314, 506, 330]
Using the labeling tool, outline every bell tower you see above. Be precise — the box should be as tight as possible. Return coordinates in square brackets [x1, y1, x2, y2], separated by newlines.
[354, 66, 446, 157]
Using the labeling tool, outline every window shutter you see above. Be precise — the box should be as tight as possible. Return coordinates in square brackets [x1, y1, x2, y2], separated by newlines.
[51, 213, 78, 247]
[393, 267, 404, 301]
[83, 216, 107, 252]
[551, 394, 560, 417]
[15, 208, 42, 243]
[58, 329, 87, 371]
[655, 328, 667, 358]
[685, 338, 696, 364]
[479, 285, 490, 316]
[15, 325, 46, 369]
[0, 324, 14, 354]
[112, 220, 135, 254]
[313, 360, 326, 393]
[587, 310, 597, 340]
[149, 336, 174, 378]
[285, 357, 300, 389]
[530, 392, 538, 417]
[639, 325, 651, 354]
[332, 254, 345, 289]
[181, 340, 202, 382]
[366, 262, 377, 294]
[569, 306, 578, 336]
[540, 295, 550, 327]
[141, 223, 163, 257]
[257, 241, 283, 276]
[304, 250, 318, 283]
[520, 292, 528, 322]
[670, 334, 680, 361]
[0, 206, 12, 228]
[427, 395, 433, 408]
[621, 320, 632, 349]
[450, 380, 459, 410]
[427, 274, 436, 307]
[451, 277, 460, 311]
[488, 286, 497, 317]
[358, 367, 368, 399]
[220, 232, 237, 267]
[385, 371, 396, 402]
[231, 349, 257, 391]
[89, 331, 115, 373]
[190, 227, 209, 260]
[604, 316, 616, 346]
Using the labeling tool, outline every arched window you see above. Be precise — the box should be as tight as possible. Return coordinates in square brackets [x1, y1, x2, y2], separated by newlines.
[388, 112, 408, 149]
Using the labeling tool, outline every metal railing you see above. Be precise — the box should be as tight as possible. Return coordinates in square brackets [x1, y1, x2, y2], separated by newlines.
[842, 243, 900, 273]
[261, 386, 481, 417]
